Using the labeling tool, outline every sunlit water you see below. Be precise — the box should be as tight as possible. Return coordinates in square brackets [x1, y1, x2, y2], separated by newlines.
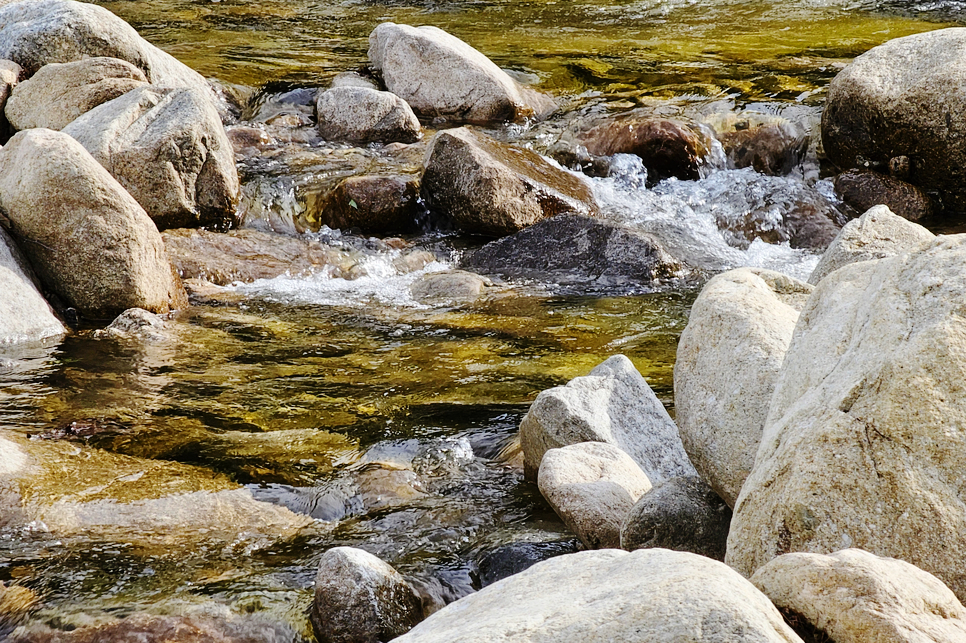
[2, 0, 965, 639]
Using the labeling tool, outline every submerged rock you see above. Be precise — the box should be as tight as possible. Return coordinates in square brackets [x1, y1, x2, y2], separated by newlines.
[537, 441, 652, 549]
[162, 228, 356, 285]
[316, 86, 420, 144]
[727, 235, 966, 601]
[462, 214, 682, 288]
[0, 129, 184, 319]
[422, 127, 598, 237]
[808, 205, 935, 285]
[752, 549, 966, 643]
[0, 0, 213, 98]
[709, 113, 809, 176]
[674, 268, 812, 507]
[368, 23, 553, 124]
[4, 57, 147, 131]
[312, 175, 423, 234]
[310, 547, 423, 643]
[0, 226, 66, 345]
[579, 116, 713, 184]
[620, 476, 732, 561]
[822, 28, 966, 214]
[393, 549, 804, 642]
[520, 354, 697, 483]
[409, 270, 489, 304]
[63, 85, 239, 231]
[93, 307, 167, 341]
[833, 169, 933, 223]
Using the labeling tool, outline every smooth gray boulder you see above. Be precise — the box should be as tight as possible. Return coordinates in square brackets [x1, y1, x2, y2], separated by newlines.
[63, 85, 239, 231]
[4, 57, 147, 131]
[310, 547, 423, 643]
[752, 549, 966, 643]
[368, 23, 553, 124]
[822, 28, 966, 213]
[0, 226, 66, 344]
[394, 549, 804, 643]
[0, 0, 213, 97]
[462, 214, 683, 288]
[537, 442, 652, 549]
[520, 354, 697, 483]
[808, 204, 935, 286]
[620, 476, 732, 561]
[674, 268, 812, 507]
[727, 235, 966, 601]
[330, 71, 381, 91]
[0, 129, 184, 319]
[409, 270, 488, 304]
[316, 86, 420, 144]
[422, 127, 598, 237]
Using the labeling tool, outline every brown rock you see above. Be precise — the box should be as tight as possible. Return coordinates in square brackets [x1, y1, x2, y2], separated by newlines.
[312, 175, 423, 234]
[4, 57, 147, 131]
[717, 122, 809, 176]
[422, 127, 599, 237]
[833, 169, 933, 222]
[163, 228, 357, 286]
[580, 116, 712, 184]
[0, 129, 184, 319]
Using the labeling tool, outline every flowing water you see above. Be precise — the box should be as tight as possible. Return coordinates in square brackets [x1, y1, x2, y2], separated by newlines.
[1, 0, 964, 639]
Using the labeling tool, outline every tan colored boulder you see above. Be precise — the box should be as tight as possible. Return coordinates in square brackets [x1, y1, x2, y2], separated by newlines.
[316, 86, 420, 144]
[674, 268, 813, 507]
[368, 22, 554, 124]
[833, 169, 933, 222]
[0, 0, 212, 97]
[752, 549, 966, 643]
[0, 129, 184, 319]
[394, 549, 804, 643]
[520, 354, 697, 483]
[808, 204, 935, 285]
[727, 235, 966, 601]
[310, 547, 423, 643]
[0, 59, 22, 139]
[63, 85, 239, 231]
[4, 57, 147, 131]
[0, 226, 66, 344]
[537, 442, 652, 549]
[422, 127, 598, 237]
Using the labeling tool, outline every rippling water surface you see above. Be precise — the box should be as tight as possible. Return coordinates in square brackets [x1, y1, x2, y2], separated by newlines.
[2, 0, 965, 638]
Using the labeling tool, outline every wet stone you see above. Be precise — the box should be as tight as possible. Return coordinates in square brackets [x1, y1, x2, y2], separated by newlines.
[833, 169, 933, 222]
[311, 175, 424, 234]
[474, 539, 582, 588]
[716, 120, 809, 177]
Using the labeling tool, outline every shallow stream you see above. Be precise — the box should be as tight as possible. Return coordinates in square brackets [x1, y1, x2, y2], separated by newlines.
[2, 0, 964, 639]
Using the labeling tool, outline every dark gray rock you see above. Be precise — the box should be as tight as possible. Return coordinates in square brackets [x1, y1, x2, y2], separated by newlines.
[833, 169, 933, 222]
[620, 476, 732, 561]
[475, 540, 581, 588]
[310, 546, 423, 643]
[462, 214, 682, 287]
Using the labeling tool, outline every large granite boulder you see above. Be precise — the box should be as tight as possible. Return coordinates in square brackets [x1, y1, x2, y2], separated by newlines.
[620, 476, 732, 561]
[727, 234, 966, 601]
[0, 226, 66, 344]
[63, 85, 239, 231]
[461, 214, 682, 288]
[520, 354, 697, 482]
[0, 129, 184, 319]
[0, 0, 212, 97]
[822, 28, 966, 213]
[316, 86, 420, 144]
[422, 127, 598, 237]
[4, 57, 147, 131]
[368, 23, 553, 124]
[808, 204, 935, 285]
[752, 549, 966, 643]
[310, 547, 423, 643]
[393, 549, 804, 643]
[674, 268, 813, 507]
[537, 441, 652, 549]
